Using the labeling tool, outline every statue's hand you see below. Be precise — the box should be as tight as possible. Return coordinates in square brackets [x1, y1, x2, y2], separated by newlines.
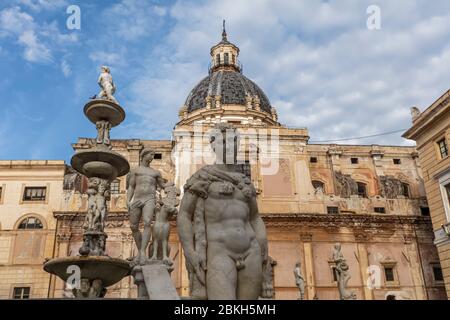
[260, 241, 268, 264]
[187, 250, 207, 285]
[128, 199, 143, 210]
[260, 277, 273, 298]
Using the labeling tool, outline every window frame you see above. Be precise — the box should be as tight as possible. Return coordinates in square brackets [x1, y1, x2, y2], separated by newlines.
[438, 170, 450, 222]
[350, 157, 359, 164]
[381, 262, 399, 287]
[357, 182, 368, 198]
[437, 138, 449, 160]
[18, 216, 44, 230]
[327, 206, 339, 214]
[110, 179, 121, 195]
[22, 186, 47, 202]
[393, 158, 401, 165]
[0, 184, 4, 204]
[12, 286, 31, 299]
[431, 263, 444, 284]
[374, 207, 386, 214]
[401, 182, 410, 198]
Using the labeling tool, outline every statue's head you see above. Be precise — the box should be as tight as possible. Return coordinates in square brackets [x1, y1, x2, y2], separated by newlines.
[140, 148, 155, 166]
[295, 261, 301, 267]
[334, 243, 341, 251]
[80, 279, 90, 293]
[101, 66, 110, 73]
[209, 123, 240, 165]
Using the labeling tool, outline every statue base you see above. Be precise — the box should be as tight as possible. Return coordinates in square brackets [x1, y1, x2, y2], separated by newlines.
[131, 260, 179, 300]
[79, 230, 107, 256]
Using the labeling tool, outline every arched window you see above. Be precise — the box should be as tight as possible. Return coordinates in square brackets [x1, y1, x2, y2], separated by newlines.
[224, 52, 229, 64]
[357, 182, 367, 198]
[18, 217, 43, 230]
[312, 180, 325, 192]
[216, 54, 220, 65]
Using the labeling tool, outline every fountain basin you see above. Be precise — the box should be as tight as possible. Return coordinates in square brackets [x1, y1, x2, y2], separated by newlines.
[84, 99, 125, 127]
[44, 256, 131, 287]
[71, 147, 130, 181]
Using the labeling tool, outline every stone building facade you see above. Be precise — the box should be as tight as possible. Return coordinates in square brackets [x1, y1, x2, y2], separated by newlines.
[0, 31, 446, 299]
[0, 160, 65, 299]
[403, 91, 450, 298]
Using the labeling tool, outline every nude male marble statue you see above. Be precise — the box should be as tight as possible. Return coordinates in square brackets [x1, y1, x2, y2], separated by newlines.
[96, 66, 118, 103]
[177, 123, 269, 300]
[127, 148, 167, 265]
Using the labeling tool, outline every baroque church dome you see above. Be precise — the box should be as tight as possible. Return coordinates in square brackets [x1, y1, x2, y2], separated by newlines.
[185, 70, 272, 114]
[177, 22, 278, 126]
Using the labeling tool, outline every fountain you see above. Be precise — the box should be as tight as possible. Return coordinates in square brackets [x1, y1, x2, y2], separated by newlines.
[44, 66, 131, 298]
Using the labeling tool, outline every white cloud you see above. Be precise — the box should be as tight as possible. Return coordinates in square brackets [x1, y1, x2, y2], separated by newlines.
[18, 29, 52, 62]
[61, 59, 71, 77]
[16, 0, 68, 12]
[89, 51, 126, 66]
[0, 5, 79, 64]
[102, 0, 168, 41]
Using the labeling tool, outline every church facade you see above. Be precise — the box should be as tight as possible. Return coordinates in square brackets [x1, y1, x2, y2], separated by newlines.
[0, 31, 446, 300]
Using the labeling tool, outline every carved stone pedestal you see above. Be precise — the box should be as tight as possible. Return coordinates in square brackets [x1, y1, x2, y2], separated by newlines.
[79, 230, 107, 256]
[131, 260, 179, 300]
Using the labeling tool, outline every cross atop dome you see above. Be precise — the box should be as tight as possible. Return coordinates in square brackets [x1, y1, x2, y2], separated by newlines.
[210, 20, 241, 73]
[222, 19, 227, 41]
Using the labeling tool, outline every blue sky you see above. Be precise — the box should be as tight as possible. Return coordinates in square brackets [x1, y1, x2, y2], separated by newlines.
[1, 0, 450, 162]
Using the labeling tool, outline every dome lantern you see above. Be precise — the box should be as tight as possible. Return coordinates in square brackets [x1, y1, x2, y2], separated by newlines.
[209, 20, 241, 73]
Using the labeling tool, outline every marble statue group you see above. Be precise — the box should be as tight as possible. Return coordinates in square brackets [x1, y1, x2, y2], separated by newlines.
[67, 66, 359, 301]
[127, 148, 179, 267]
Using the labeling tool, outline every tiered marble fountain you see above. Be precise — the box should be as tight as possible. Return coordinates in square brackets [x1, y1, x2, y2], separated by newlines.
[44, 66, 131, 298]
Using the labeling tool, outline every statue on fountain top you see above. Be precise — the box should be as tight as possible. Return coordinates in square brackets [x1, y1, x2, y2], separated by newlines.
[96, 66, 118, 104]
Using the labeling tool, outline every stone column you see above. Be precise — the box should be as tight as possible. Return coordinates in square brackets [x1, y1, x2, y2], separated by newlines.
[302, 235, 316, 300]
[48, 233, 71, 298]
[356, 241, 373, 300]
[404, 235, 427, 300]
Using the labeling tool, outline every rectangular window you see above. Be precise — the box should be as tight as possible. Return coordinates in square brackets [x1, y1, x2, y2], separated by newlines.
[374, 207, 386, 213]
[420, 207, 430, 216]
[310, 157, 318, 163]
[438, 139, 449, 159]
[433, 265, 444, 282]
[351, 157, 359, 164]
[401, 183, 410, 198]
[110, 180, 120, 194]
[154, 153, 162, 160]
[446, 183, 450, 206]
[0, 186, 2, 202]
[23, 186, 46, 201]
[13, 287, 30, 299]
[357, 182, 367, 198]
[216, 54, 220, 65]
[384, 267, 395, 282]
[393, 158, 401, 165]
[327, 206, 339, 214]
[224, 52, 229, 64]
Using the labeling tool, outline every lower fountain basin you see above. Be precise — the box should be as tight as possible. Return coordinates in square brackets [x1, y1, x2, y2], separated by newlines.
[71, 147, 130, 180]
[44, 256, 131, 287]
